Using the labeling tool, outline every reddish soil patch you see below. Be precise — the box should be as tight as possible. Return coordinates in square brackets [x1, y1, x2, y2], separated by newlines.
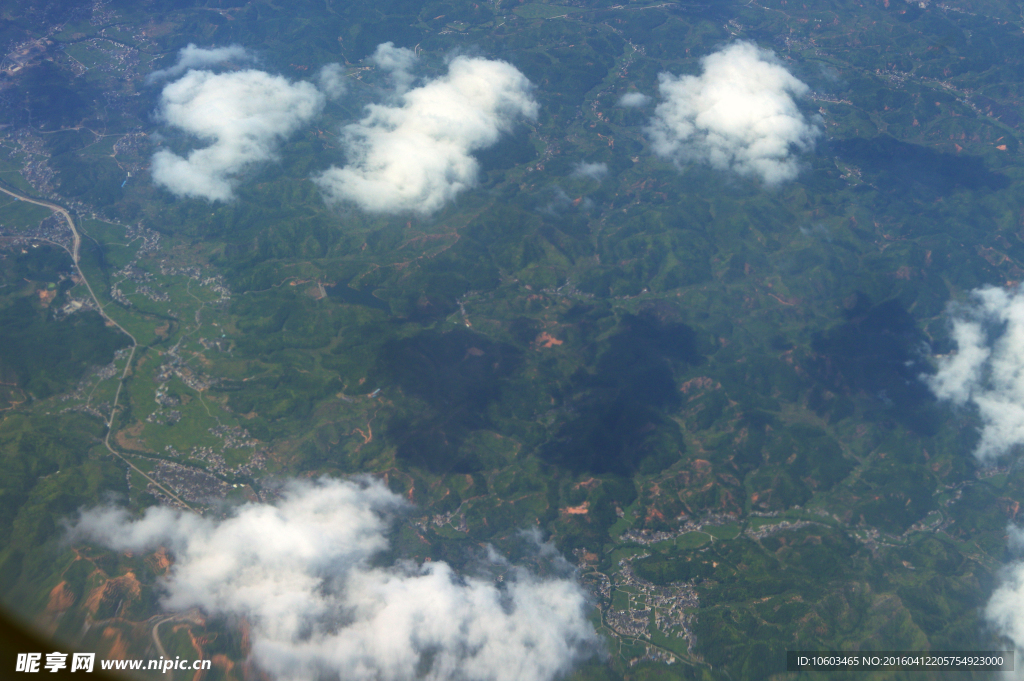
[534, 332, 563, 348]
[102, 627, 128, 660]
[46, 581, 75, 613]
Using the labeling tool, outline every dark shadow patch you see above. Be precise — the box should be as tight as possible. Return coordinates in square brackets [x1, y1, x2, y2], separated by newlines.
[544, 310, 702, 475]
[545, 397, 686, 476]
[831, 135, 1009, 196]
[377, 328, 521, 472]
[477, 125, 536, 173]
[4, 62, 101, 131]
[811, 298, 939, 434]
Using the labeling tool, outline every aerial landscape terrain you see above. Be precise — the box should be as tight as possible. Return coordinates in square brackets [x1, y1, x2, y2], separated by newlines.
[2, 0, 1024, 678]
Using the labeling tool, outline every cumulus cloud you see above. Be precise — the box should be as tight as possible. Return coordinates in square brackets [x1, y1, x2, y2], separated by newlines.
[646, 41, 821, 185]
[986, 522, 1024, 653]
[925, 286, 1024, 652]
[925, 285, 1024, 462]
[315, 55, 538, 215]
[151, 69, 325, 201]
[617, 92, 650, 108]
[371, 42, 419, 94]
[147, 43, 253, 84]
[318, 63, 348, 100]
[572, 161, 608, 181]
[986, 558, 1024, 650]
[71, 477, 598, 681]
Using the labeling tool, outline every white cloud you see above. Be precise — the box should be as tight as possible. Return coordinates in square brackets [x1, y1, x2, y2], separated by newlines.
[986, 558, 1024, 651]
[1009, 524, 1024, 555]
[646, 41, 821, 185]
[318, 63, 348, 100]
[151, 69, 325, 202]
[617, 92, 650, 108]
[147, 43, 253, 84]
[986, 522, 1024, 653]
[371, 42, 419, 94]
[924, 288, 1024, 656]
[71, 477, 599, 681]
[925, 285, 1024, 462]
[572, 161, 608, 181]
[315, 54, 538, 215]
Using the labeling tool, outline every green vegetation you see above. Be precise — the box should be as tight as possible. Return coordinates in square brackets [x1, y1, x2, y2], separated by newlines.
[0, 0, 1023, 677]
[0, 195, 51, 227]
[512, 4, 586, 20]
[0, 412, 125, 611]
[0, 246, 129, 398]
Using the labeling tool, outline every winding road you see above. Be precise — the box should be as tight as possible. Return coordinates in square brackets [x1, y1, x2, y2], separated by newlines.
[0, 182, 196, 512]
[0, 185, 81, 261]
